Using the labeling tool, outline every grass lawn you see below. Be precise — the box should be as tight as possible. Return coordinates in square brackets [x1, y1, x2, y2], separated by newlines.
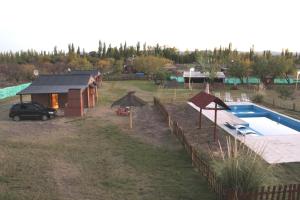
[0, 119, 215, 199]
[0, 80, 299, 200]
[0, 80, 216, 200]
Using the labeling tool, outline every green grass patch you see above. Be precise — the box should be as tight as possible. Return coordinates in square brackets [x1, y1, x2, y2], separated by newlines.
[63, 119, 216, 200]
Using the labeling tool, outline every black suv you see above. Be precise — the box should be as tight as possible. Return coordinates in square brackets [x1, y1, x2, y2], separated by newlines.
[9, 102, 57, 121]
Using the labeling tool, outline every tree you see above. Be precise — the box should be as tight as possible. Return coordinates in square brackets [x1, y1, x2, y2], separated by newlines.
[77, 46, 80, 56]
[228, 59, 247, 84]
[95, 58, 114, 71]
[132, 55, 172, 74]
[114, 59, 124, 74]
[136, 42, 141, 56]
[102, 43, 107, 57]
[98, 40, 102, 57]
[252, 57, 269, 83]
[269, 57, 295, 83]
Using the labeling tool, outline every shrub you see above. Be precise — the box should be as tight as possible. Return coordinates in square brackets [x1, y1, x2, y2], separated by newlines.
[251, 94, 263, 103]
[276, 86, 293, 100]
[214, 138, 274, 194]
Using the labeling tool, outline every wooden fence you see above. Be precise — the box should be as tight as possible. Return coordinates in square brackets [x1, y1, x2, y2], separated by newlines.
[153, 97, 225, 199]
[263, 96, 300, 112]
[153, 97, 300, 200]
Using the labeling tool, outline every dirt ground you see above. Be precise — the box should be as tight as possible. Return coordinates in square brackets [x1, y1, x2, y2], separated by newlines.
[164, 103, 230, 159]
[87, 104, 182, 150]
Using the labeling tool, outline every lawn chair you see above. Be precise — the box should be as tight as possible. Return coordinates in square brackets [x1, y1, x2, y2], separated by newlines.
[214, 92, 221, 99]
[241, 93, 250, 102]
[224, 122, 257, 136]
[225, 92, 233, 102]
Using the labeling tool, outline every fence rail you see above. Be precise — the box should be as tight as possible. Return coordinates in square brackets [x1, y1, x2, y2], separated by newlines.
[153, 97, 300, 200]
[263, 96, 300, 112]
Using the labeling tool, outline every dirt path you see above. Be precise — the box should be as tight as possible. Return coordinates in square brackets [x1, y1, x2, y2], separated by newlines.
[165, 103, 228, 157]
[88, 103, 181, 150]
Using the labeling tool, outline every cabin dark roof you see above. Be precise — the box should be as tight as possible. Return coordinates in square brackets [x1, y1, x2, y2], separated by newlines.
[70, 70, 101, 77]
[111, 91, 147, 108]
[189, 92, 230, 110]
[17, 74, 93, 95]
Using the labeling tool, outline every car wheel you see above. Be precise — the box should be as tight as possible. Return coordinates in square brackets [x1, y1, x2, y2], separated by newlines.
[41, 115, 48, 121]
[13, 115, 20, 121]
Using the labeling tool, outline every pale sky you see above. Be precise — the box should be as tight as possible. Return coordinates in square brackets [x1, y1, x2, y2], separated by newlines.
[0, 0, 299, 52]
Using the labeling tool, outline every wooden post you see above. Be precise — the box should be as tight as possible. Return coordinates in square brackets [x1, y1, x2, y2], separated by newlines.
[19, 95, 23, 103]
[199, 108, 202, 129]
[95, 86, 99, 103]
[129, 107, 133, 129]
[293, 103, 296, 111]
[214, 103, 217, 142]
[173, 88, 177, 101]
[191, 148, 194, 167]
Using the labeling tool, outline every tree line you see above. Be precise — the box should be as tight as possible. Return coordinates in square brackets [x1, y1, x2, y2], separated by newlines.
[0, 41, 299, 84]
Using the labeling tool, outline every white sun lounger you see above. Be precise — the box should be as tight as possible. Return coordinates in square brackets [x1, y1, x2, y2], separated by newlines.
[241, 93, 250, 102]
[225, 92, 233, 102]
[224, 122, 257, 136]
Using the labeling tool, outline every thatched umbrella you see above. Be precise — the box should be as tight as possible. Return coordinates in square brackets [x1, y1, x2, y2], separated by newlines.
[111, 91, 147, 128]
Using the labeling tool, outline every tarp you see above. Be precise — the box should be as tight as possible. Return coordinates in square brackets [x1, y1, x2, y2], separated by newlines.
[225, 77, 260, 85]
[274, 78, 294, 84]
[170, 76, 184, 83]
[0, 83, 31, 100]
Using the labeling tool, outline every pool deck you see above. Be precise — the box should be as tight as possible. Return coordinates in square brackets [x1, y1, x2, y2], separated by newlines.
[188, 101, 300, 164]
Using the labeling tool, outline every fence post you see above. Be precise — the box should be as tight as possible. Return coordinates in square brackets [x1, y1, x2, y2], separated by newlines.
[191, 147, 195, 167]
[293, 103, 296, 111]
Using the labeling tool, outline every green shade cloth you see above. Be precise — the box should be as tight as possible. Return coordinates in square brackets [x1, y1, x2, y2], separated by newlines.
[0, 83, 31, 99]
[225, 77, 260, 85]
[274, 78, 294, 84]
[170, 76, 184, 83]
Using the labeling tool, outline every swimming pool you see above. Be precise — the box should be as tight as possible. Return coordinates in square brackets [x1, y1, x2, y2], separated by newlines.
[228, 104, 300, 136]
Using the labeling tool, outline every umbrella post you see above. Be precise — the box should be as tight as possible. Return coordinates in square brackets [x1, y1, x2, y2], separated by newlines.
[129, 107, 133, 129]
[214, 103, 217, 142]
[199, 108, 202, 129]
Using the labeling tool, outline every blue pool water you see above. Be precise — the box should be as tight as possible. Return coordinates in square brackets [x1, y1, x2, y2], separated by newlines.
[228, 105, 300, 136]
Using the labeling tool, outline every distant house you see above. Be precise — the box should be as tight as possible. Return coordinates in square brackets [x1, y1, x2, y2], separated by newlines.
[17, 74, 98, 117]
[183, 71, 225, 84]
[70, 69, 101, 86]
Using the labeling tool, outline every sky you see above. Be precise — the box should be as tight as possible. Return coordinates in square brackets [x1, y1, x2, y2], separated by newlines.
[0, 0, 299, 52]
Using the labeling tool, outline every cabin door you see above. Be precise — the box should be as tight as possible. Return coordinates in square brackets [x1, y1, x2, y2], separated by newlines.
[51, 94, 59, 109]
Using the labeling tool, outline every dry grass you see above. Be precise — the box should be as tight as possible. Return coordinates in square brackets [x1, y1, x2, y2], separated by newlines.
[0, 80, 216, 200]
[0, 80, 299, 200]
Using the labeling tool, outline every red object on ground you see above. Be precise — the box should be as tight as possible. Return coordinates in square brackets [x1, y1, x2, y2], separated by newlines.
[116, 107, 130, 116]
